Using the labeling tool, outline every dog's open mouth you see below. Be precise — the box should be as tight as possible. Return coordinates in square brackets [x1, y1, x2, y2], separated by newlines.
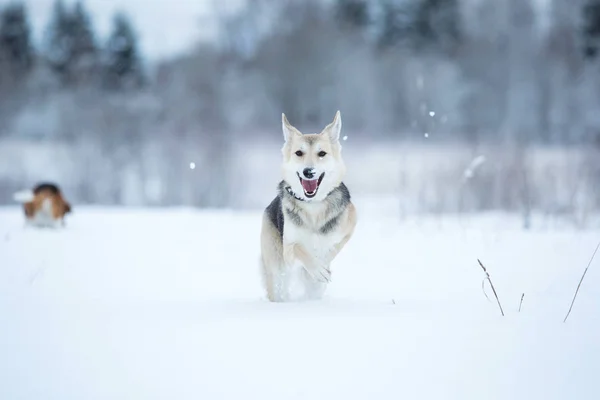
[298, 172, 325, 198]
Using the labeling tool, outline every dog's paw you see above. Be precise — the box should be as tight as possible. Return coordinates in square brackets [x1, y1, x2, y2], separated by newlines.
[304, 263, 331, 283]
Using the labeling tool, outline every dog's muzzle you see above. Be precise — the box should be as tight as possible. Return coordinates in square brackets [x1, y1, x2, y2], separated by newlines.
[297, 171, 325, 199]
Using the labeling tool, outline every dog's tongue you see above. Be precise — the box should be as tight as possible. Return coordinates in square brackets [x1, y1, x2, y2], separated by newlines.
[301, 179, 318, 193]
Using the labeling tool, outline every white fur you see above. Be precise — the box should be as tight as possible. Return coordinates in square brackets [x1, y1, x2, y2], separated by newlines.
[282, 202, 346, 301]
[326, 110, 342, 143]
[27, 198, 62, 229]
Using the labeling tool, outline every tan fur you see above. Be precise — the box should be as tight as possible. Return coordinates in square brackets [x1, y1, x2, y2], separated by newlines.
[327, 202, 356, 261]
[260, 213, 285, 300]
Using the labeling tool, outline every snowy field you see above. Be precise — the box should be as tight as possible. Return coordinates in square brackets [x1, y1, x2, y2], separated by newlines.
[1, 200, 599, 400]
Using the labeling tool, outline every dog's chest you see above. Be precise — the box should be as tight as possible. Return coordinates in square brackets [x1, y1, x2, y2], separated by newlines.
[283, 206, 344, 260]
[31, 199, 60, 228]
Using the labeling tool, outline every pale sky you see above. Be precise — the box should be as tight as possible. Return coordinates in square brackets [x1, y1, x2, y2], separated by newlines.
[0, 0, 245, 62]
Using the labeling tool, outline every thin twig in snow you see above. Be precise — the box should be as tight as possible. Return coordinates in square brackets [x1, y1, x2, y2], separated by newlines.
[563, 239, 600, 323]
[481, 279, 492, 303]
[518, 293, 524, 312]
[477, 259, 504, 317]
[29, 267, 44, 285]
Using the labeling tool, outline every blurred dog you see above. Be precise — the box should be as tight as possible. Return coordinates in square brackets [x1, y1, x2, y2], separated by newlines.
[13, 183, 72, 228]
[260, 111, 357, 302]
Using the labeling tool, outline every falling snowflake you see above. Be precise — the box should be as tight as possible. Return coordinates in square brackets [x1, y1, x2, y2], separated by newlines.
[429, 111, 435, 117]
[463, 155, 486, 180]
[189, 162, 196, 170]
[424, 133, 429, 138]
[342, 135, 348, 141]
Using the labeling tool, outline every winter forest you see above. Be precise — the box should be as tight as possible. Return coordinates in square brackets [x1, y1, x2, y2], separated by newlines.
[1, 0, 600, 225]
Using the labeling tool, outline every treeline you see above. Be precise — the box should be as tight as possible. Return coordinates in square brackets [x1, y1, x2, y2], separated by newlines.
[0, 1, 143, 125]
[1, 0, 600, 210]
[209, 0, 600, 144]
[3, 0, 600, 143]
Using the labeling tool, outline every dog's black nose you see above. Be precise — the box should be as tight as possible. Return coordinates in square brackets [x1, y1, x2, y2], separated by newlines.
[303, 168, 315, 179]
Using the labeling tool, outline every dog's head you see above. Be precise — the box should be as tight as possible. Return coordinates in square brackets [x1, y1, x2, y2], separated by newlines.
[281, 111, 346, 202]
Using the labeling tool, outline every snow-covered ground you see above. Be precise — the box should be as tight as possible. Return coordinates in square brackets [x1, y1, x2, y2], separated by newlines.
[1, 200, 599, 400]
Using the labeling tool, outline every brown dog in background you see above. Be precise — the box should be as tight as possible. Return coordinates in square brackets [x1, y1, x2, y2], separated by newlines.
[13, 183, 72, 228]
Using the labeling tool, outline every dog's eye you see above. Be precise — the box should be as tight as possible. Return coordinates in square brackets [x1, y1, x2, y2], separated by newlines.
[318, 151, 327, 157]
[295, 150, 304, 157]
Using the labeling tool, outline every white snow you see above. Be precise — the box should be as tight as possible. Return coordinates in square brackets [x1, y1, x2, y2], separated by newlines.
[1, 202, 599, 400]
[189, 162, 196, 170]
[429, 111, 436, 117]
[12, 189, 34, 203]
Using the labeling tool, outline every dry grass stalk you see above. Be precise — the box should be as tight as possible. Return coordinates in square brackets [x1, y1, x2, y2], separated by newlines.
[478, 259, 505, 317]
[563, 240, 600, 323]
[518, 293, 524, 312]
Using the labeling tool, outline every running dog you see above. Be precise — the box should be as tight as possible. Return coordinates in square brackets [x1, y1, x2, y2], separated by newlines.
[13, 182, 72, 228]
[260, 111, 357, 302]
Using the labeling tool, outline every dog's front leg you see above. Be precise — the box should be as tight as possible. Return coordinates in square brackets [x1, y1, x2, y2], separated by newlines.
[326, 233, 352, 264]
[325, 203, 357, 264]
[284, 242, 331, 283]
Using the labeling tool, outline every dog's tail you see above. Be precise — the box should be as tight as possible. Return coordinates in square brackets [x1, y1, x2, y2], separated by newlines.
[13, 189, 35, 203]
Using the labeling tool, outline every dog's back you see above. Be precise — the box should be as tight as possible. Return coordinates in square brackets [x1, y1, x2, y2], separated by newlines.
[18, 182, 72, 227]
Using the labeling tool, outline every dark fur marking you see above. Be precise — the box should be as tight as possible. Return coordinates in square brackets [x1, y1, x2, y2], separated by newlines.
[318, 182, 350, 234]
[285, 207, 303, 227]
[265, 192, 284, 240]
[335, 183, 351, 208]
[319, 215, 340, 235]
[33, 182, 61, 195]
[278, 181, 293, 200]
[305, 136, 317, 146]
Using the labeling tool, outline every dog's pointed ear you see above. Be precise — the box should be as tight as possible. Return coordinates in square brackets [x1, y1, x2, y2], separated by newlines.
[323, 110, 342, 143]
[282, 113, 300, 142]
